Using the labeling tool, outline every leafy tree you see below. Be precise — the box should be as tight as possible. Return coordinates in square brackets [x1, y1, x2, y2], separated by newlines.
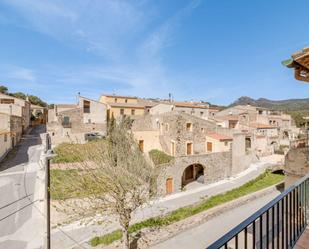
[0, 85, 8, 94]
[53, 119, 157, 249]
[11, 92, 26, 100]
[28, 95, 47, 107]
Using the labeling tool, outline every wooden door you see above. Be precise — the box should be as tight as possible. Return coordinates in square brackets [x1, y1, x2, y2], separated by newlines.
[187, 143, 192, 155]
[139, 140, 144, 152]
[166, 178, 173, 194]
[207, 142, 212, 152]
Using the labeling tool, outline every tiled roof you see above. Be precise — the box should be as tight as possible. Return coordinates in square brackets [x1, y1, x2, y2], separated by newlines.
[207, 132, 233, 141]
[108, 102, 145, 109]
[250, 122, 277, 129]
[101, 93, 137, 99]
[215, 115, 239, 121]
[56, 104, 77, 108]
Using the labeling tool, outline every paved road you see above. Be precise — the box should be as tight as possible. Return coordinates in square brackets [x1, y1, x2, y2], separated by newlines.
[151, 190, 281, 249]
[0, 126, 46, 249]
[52, 161, 276, 249]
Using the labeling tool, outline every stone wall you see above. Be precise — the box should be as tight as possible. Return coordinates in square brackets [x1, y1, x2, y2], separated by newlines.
[232, 133, 258, 175]
[157, 151, 232, 195]
[285, 147, 309, 188]
[48, 107, 106, 145]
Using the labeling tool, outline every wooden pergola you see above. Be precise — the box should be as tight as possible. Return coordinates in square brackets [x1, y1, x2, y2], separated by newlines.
[282, 46, 309, 82]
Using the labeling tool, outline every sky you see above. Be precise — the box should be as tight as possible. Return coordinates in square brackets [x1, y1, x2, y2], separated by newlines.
[0, 0, 308, 105]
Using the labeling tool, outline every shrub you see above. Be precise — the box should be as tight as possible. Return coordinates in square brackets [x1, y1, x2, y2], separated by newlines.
[52, 140, 106, 163]
[148, 149, 173, 165]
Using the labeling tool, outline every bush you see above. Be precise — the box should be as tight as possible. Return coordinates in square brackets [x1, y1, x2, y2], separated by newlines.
[52, 140, 106, 163]
[148, 149, 173, 165]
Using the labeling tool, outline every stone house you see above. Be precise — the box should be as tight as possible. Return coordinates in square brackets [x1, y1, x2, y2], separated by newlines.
[132, 111, 230, 156]
[205, 132, 233, 153]
[149, 101, 210, 120]
[0, 92, 31, 133]
[131, 111, 257, 195]
[0, 112, 22, 161]
[47, 96, 107, 145]
[215, 105, 299, 155]
[99, 94, 145, 119]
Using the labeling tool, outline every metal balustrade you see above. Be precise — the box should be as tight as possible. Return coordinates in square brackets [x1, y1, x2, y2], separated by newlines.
[207, 173, 309, 249]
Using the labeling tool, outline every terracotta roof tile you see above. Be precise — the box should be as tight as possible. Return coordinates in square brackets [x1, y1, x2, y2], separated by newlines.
[207, 132, 233, 141]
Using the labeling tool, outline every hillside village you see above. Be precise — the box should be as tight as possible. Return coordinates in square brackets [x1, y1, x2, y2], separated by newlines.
[0, 82, 308, 249]
[0, 89, 304, 195]
[40, 92, 301, 195]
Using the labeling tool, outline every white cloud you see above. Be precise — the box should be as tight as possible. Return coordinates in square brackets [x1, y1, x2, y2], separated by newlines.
[1, 0, 203, 101]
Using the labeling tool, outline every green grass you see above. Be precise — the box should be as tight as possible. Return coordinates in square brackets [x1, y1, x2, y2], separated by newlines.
[52, 141, 105, 164]
[148, 149, 174, 165]
[50, 169, 84, 200]
[89, 170, 284, 247]
[90, 230, 123, 247]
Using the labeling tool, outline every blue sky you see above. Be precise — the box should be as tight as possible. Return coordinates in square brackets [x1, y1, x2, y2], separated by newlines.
[0, 0, 308, 105]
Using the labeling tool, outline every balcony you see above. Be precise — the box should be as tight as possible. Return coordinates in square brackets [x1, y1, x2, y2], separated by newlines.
[207, 172, 309, 249]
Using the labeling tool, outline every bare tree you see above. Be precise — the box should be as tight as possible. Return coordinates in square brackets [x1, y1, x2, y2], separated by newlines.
[52, 117, 157, 249]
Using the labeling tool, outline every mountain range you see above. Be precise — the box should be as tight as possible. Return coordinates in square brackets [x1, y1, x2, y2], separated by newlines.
[229, 96, 309, 111]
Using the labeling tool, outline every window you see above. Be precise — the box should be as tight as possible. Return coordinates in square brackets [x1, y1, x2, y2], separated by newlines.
[4, 134, 7, 142]
[83, 100, 90, 113]
[0, 98, 14, 104]
[165, 123, 169, 132]
[245, 137, 251, 149]
[131, 109, 135, 115]
[207, 142, 213, 152]
[125, 99, 128, 103]
[88, 119, 91, 124]
[200, 111, 204, 116]
[186, 142, 193, 155]
[224, 141, 228, 146]
[62, 116, 70, 127]
[170, 141, 176, 156]
[115, 98, 118, 103]
[139, 140, 144, 152]
[201, 127, 205, 133]
[186, 123, 192, 131]
[120, 109, 124, 115]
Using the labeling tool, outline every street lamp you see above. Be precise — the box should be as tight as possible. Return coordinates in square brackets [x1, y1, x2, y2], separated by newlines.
[44, 134, 56, 249]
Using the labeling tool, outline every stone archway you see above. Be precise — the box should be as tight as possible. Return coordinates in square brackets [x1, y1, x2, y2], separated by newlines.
[271, 141, 278, 149]
[181, 164, 204, 187]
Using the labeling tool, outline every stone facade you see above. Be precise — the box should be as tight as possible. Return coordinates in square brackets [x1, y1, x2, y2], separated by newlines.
[215, 105, 299, 156]
[157, 152, 232, 195]
[132, 111, 257, 195]
[47, 96, 107, 145]
[284, 146, 309, 187]
[0, 93, 31, 133]
[149, 101, 210, 120]
[132, 111, 234, 155]
[0, 113, 22, 161]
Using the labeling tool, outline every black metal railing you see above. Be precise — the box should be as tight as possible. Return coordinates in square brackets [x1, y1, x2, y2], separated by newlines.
[207, 173, 309, 249]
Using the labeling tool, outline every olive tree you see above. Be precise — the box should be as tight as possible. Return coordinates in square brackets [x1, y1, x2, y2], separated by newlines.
[52, 118, 157, 249]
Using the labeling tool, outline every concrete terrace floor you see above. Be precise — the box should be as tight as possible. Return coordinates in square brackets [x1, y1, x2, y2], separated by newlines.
[294, 228, 309, 249]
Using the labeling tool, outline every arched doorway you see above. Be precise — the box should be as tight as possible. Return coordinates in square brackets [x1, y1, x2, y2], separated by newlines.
[182, 164, 204, 187]
[271, 141, 278, 151]
[283, 131, 289, 139]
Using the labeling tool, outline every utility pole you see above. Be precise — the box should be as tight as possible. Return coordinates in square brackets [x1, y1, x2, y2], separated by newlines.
[45, 134, 55, 249]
